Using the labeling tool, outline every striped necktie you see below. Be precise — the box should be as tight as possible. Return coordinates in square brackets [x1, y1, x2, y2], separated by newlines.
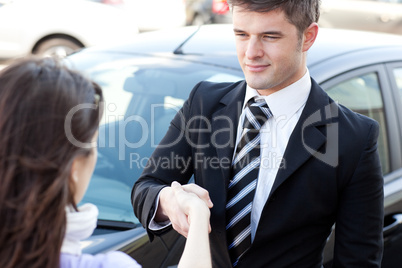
[226, 98, 272, 266]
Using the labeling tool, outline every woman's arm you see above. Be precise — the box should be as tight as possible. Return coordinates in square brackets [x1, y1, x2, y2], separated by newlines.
[172, 181, 212, 268]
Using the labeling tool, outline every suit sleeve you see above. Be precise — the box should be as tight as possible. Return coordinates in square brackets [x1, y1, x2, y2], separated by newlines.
[333, 120, 384, 267]
[131, 82, 202, 240]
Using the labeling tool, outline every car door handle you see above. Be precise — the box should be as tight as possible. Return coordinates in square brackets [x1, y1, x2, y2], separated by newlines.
[383, 214, 402, 237]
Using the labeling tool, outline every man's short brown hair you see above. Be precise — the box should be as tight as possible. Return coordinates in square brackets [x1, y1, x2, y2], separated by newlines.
[228, 0, 321, 35]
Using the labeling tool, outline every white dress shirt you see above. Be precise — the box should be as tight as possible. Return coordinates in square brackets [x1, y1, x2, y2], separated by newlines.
[149, 70, 311, 233]
[238, 70, 311, 241]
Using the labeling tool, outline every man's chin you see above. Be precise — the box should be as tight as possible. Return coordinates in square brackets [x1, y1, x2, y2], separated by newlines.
[245, 79, 271, 91]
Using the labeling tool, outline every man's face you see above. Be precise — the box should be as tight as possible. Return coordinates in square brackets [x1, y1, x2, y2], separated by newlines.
[232, 6, 306, 95]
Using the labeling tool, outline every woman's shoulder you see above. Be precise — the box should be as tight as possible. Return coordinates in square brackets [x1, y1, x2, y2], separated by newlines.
[60, 251, 141, 268]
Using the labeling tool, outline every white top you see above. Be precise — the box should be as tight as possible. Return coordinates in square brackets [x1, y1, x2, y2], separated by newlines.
[62, 203, 99, 255]
[61, 203, 141, 268]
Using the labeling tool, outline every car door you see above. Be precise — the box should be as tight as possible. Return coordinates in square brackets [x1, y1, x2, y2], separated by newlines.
[318, 63, 402, 267]
[381, 62, 402, 267]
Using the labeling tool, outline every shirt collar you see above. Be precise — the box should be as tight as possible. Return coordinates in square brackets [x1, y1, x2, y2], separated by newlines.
[244, 69, 311, 122]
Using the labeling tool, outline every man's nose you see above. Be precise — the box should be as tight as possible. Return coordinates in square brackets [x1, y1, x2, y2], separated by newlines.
[245, 37, 263, 59]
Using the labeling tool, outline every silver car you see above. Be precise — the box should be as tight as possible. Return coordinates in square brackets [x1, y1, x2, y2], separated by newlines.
[66, 24, 402, 267]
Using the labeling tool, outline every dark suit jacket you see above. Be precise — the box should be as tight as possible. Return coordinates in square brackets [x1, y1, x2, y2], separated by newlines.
[132, 79, 384, 268]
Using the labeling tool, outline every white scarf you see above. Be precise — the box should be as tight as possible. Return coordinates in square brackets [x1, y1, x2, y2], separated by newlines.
[61, 203, 98, 256]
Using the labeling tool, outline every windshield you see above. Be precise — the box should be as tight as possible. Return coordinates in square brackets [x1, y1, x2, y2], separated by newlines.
[67, 53, 243, 225]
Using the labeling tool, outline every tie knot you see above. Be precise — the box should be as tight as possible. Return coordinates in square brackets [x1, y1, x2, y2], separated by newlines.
[243, 98, 272, 130]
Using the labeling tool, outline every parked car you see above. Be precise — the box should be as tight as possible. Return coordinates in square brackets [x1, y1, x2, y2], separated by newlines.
[185, 0, 231, 25]
[65, 24, 402, 267]
[319, 0, 402, 35]
[0, 0, 139, 60]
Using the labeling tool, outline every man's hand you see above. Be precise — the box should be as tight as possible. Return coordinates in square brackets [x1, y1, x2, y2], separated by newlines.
[155, 181, 213, 237]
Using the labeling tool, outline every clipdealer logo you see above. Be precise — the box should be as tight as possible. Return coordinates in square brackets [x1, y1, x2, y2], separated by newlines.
[301, 102, 339, 168]
[64, 101, 340, 169]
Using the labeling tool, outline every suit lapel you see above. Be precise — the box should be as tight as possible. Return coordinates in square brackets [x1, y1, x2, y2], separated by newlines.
[270, 79, 336, 196]
[212, 81, 247, 187]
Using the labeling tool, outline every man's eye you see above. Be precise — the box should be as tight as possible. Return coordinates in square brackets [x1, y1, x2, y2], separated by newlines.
[264, 35, 279, 40]
[235, 33, 247, 37]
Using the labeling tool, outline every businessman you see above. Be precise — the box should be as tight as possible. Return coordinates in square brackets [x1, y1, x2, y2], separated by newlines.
[132, 0, 384, 267]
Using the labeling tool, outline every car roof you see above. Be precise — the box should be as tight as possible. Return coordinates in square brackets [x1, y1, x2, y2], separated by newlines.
[80, 24, 402, 71]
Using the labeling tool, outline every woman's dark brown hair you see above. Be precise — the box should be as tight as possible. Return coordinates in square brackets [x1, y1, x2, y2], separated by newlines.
[0, 57, 104, 268]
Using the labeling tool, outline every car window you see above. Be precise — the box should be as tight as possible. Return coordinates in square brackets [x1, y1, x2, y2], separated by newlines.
[393, 67, 402, 99]
[326, 72, 390, 175]
[74, 55, 244, 225]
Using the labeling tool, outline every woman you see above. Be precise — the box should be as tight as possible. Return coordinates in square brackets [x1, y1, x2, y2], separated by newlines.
[0, 57, 211, 268]
[0, 57, 139, 268]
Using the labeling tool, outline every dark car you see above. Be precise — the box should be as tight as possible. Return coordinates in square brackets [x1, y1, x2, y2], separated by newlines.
[185, 0, 232, 25]
[65, 24, 402, 267]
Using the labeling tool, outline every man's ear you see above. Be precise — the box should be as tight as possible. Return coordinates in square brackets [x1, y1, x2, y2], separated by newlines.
[302, 22, 319, 52]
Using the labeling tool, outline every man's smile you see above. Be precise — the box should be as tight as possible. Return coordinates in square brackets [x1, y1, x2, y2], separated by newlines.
[245, 64, 270, 72]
